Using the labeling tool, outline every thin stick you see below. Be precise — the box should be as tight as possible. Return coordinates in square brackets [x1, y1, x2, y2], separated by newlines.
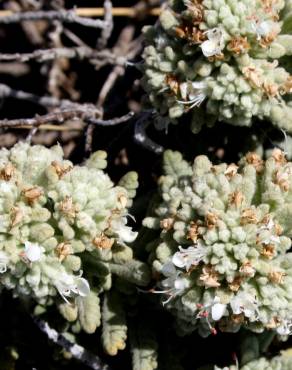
[0, 110, 90, 128]
[86, 112, 134, 126]
[32, 315, 111, 370]
[0, 8, 161, 19]
[0, 47, 123, 65]
[0, 9, 107, 28]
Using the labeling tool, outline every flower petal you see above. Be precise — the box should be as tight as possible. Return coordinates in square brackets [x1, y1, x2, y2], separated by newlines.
[211, 303, 226, 321]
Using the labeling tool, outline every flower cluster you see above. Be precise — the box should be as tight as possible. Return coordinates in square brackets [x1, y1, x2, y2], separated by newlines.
[0, 142, 149, 354]
[142, 0, 292, 132]
[143, 148, 292, 336]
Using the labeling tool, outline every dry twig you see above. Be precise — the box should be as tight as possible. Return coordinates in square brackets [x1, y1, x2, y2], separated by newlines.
[0, 46, 124, 65]
[0, 7, 161, 18]
[32, 315, 111, 370]
[0, 9, 107, 28]
[97, 0, 113, 50]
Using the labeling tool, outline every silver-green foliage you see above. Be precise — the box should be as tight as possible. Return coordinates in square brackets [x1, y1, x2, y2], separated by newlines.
[143, 148, 292, 337]
[142, 0, 292, 132]
[0, 142, 149, 355]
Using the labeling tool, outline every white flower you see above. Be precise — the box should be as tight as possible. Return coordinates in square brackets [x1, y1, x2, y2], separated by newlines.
[55, 272, 90, 304]
[0, 251, 8, 273]
[276, 319, 292, 335]
[197, 296, 227, 322]
[200, 28, 224, 57]
[211, 297, 227, 321]
[172, 241, 206, 271]
[155, 261, 189, 305]
[251, 20, 272, 40]
[24, 241, 44, 262]
[178, 81, 208, 109]
[261, 234, 280, 245]
[230, 291, 258, 320]
[111, 217, 138, 244]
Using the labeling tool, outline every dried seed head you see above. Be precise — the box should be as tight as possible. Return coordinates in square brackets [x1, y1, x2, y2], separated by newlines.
[205, 212, 218, 229]
[59, 196, 77, 219]
[165, 74, 180, 95]
[229, 191, 244, 208]
[280, 76, 292, 94]
[262, 82, 279, 98]
[22, 186, 43, 204]
[274, 169, 290, 191]
[229, 276, 242, 292]
[10, 206, 23, 227]
[187, 221, 200, 242]
[261, 244, 275, 259]
[55, 242, 72, 261]
[224, 163, 238, 179]
[0, 163, 15, 181]
[184, 0, 204, 23]
[117, 193, 128, 209]
[160, 218, 174, 231]
[239, 261, 256, 277]
[240, 208, 258, 225]
[228, 36, 250, 55]
[199, 265, 220, 288]
[245, 152, 264, 173]
[51, 161, 72, 178]
[242, 67, 262, 89]
[92, 234, 114, 249]
[268, 270, 285, 284]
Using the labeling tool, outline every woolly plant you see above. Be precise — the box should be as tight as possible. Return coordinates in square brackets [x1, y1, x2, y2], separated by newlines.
[0, 142, 150, 356]
[143, 148, 292, 337]
[142, 0, 292, 133]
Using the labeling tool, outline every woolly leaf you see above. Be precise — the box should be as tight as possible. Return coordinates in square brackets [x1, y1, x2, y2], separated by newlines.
[101, 291, 127, 356]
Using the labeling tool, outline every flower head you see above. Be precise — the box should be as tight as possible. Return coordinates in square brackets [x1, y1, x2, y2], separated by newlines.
[178, 81, 208, 109]
[158, 262, 189, 304]
[172, 240, 206, 271]
[111, 217, 138, 244]
[230, 292, 259, 320]
[200, 28, 224, 57]
[55, 272, 90, 304]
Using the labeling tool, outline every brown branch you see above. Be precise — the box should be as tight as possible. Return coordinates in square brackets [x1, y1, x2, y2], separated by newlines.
[97, 0, 113, 50]
[0, 82, 92, 109]
[0, 46, 125, 66]
[0, 7, 161, 18]
[86, 111, 134, 126]
[0, 109, 92, 128]
[0, 9, 107, 28]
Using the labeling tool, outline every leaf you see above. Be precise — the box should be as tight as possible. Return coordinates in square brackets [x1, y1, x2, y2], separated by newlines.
[101, 291, 127, 356]
[77, 291, 101, 334]
[130, 321, 158, 370]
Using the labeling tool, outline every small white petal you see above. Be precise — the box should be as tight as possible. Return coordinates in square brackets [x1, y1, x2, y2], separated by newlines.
[201, 40, 219, 57]
[120, 227, 138, 243]
[161, 261, 177, 277]
[75, 277, 90, 297]
[174, 277, 188, 291]
[172, 252, 186, 268]
[24, 242, 43, 262]
[211, 303, 226, 321]
[180, 82, 188, 100]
